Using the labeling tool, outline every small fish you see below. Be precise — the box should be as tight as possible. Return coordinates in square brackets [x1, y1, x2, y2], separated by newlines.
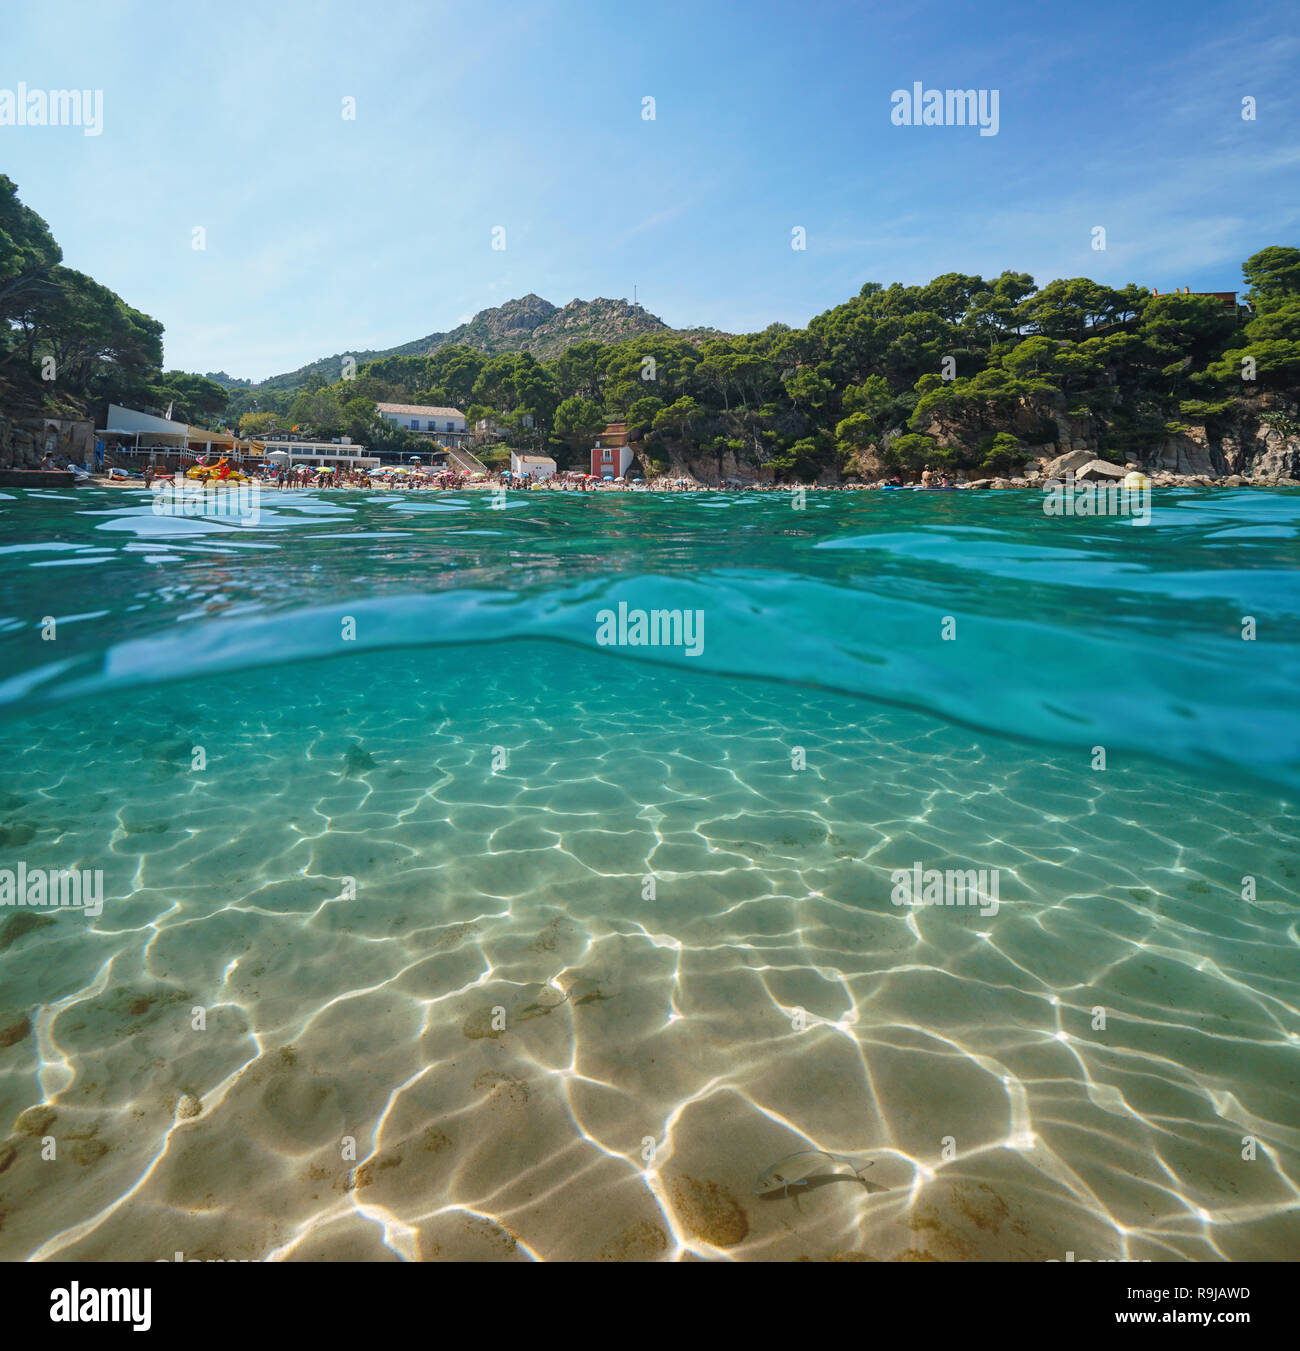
[510, 982, 567, 1014]
[147, 737, 192, 764]
[564, 977, 609, 1005]
[341, 743, 377, 778]
[754, 1150, 873, 1196]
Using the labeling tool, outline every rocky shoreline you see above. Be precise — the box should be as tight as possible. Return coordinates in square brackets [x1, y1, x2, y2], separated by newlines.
[635, 387, 1300, 488]
[962, 448, 1299, 490]
[900, 389, 1300, 489]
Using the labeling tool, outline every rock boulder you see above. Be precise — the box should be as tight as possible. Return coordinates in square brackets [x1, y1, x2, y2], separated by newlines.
[1041, 448, 1097, 478]
[1074, 459, 1128, 482]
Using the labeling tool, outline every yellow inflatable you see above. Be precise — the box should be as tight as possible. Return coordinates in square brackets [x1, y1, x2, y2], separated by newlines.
[185, 461, 247, 483]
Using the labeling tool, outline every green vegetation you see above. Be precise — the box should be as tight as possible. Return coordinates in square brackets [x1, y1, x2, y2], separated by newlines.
[3, 173, 1296, 478]
[0, 174, 226, 425]
[269, 249, 1292, 478]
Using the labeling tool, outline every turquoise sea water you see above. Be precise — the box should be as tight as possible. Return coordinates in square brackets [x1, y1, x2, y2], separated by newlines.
[0, 484, 1297, 1261]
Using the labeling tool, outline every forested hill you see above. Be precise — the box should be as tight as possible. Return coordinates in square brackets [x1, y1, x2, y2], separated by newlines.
[216, 295, 725, 395]
[395, 294, 724, 361]
[234, 248, 1300, 484]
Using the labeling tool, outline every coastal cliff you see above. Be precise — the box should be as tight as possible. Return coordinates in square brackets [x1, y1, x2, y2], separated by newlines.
[625, 388, 1300, 486]
[898, 388, 1300, 483]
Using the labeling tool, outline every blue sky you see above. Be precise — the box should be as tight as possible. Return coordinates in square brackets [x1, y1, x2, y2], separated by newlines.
[4, 0, 1296, 380]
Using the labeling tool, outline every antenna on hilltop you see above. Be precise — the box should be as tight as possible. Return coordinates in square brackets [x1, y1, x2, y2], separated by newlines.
[634, 285, 637, 306]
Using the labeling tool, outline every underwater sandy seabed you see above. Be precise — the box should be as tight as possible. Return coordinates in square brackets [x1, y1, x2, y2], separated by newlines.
[0, 644, 1297, 1262]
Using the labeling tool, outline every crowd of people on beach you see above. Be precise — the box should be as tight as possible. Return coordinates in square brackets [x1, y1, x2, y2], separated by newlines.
[224, 464, 965, 493]
[82, 453, 970, 493]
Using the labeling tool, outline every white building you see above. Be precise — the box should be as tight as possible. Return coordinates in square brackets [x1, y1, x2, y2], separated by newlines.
[473, 414, 534, 441]
[260, 440, 378, 469]
[510, 452, 556, 479]
[376, 402, 468, 444]
[99, 403, 246, 460]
